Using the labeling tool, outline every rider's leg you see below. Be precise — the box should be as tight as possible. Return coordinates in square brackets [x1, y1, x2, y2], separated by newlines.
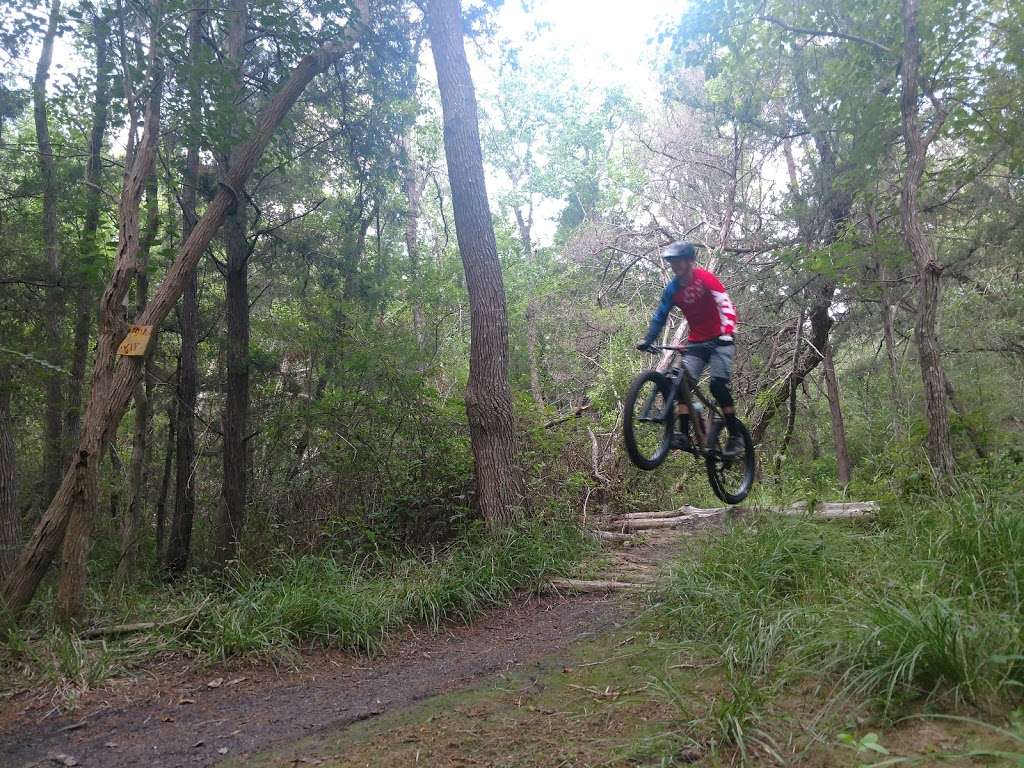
[679, 345, 711, 438]
[709, 344, 743, 455]
[709, 376, 737, 425]
[707, 343, 736, 418]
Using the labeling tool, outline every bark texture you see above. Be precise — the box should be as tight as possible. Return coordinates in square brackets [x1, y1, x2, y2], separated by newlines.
[34, 0, 65, 503]
[822, 342, 851, 486]
[214, 0, 251, 565]
[55, 8, 164, 623]
[116, 178, 159, 587]
[426, 0, 526, 527]
[0, 368, 19, 582]
[1, 5, 369, 625]
[900, 0, 956, 478]
[166, 5, 204, 576]
[154, 404, 175, 562]
[775, 309, 805, 468]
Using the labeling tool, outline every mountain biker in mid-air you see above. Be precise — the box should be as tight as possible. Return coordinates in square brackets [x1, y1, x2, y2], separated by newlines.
[635, 241, 743, 456]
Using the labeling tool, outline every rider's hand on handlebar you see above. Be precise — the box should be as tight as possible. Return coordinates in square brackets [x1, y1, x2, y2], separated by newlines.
[635, 341, 655, 353]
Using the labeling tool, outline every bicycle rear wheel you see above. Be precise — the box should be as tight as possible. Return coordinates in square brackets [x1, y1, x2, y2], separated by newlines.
[623, 371, 673, 470]
[705, 418, 755, 504]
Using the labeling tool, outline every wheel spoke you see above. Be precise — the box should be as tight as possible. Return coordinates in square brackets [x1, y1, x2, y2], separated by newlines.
[706, 420, 754, 503]
[629, 379, 668, 460]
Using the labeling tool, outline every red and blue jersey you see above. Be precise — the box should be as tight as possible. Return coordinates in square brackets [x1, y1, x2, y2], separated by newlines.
[642, 268, 737, 344]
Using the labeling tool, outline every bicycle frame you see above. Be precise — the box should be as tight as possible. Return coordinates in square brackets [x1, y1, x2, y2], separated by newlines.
[639, 345, 723, 454]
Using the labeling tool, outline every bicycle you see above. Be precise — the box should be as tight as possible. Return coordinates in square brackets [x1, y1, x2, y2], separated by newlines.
[623, 344, 756, 504]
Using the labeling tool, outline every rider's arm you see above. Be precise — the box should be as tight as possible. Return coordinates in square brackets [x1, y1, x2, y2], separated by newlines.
[641, 279, 678, 345]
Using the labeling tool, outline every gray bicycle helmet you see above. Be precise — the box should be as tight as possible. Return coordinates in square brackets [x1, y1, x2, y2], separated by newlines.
[662, 241, 696, 261]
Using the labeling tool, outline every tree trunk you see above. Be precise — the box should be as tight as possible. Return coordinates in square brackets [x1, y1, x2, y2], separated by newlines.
[426, 0, 526, 528]
[775, 309, 805, 470]
[65, 11, 113, 467]
[752, 280, 834, 444]
[154, 404, 175, 563]
[822, 341, 852, 486]
[0, 368, 19, 582]
[166, 5, 205, 577]
[116, 178, 159, 587]
[514, 206, 544, 407]
[900, 0, 956, 479]
[402, 134, 426, 343]
[216, 208, 250, 564]
[214, 0, 250, 566]
[867, 206, 903, 410]
[55, 5, 164, 624]
[1, 4, 369, 626]
[34, 0, 65, 503]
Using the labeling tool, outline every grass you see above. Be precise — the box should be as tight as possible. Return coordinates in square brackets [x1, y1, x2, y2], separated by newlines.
[187, 516, 594, 661]
[0, 517, 595, 703]
[655, 468, 1024, 721]
[221, 624, 1023, 768]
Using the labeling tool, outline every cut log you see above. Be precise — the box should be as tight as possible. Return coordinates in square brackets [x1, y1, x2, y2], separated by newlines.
[611, 501, 879, 530]
[548, 578, 650, 593]
[619, 508, 703, 520]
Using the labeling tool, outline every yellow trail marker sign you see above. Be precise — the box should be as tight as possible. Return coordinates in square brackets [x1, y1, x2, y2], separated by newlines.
[117, 325, 153, 357]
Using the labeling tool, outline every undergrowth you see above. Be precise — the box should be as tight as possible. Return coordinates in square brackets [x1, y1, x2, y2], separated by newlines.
[1, 518, 594, 702]
[656, 460, 1024, 720]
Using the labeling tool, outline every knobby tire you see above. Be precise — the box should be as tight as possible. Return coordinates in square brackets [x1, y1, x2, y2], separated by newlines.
[705, 418, 755, 504]
[623, 370, 673, 470]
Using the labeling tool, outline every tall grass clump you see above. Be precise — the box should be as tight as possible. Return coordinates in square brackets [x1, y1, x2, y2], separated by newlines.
[657, 464, 1024, 714]
[186, 517, 593, 662]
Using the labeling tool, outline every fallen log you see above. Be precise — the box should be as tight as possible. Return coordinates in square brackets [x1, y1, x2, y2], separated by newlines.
[619, 508, 698, 520]
[610, 501, 879, 531]
[777, 501, 880, 519]
[590, 530, 634, 543]
[79, 616, 187, 639]
[548, 578, 651, 593]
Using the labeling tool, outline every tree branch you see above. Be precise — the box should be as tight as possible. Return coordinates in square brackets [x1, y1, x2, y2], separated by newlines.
[760, 15, 893, 57]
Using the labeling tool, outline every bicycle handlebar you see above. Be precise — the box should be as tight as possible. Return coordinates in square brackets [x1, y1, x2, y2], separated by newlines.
[643, 344, 687, 353]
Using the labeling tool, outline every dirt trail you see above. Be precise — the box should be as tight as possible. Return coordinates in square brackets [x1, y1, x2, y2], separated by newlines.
[0, 523, 684, 768]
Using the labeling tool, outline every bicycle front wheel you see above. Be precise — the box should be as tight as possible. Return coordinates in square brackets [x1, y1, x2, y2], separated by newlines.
[623, 371, 673, 470]
[705, 418, 755, 504]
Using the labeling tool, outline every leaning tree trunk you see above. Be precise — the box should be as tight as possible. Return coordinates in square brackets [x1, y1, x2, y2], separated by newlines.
[34, 0, 65, 503]
[0, 368, 19, 582]
[1, 4, 369, 627]
[900, 0, 955, 479]
[214, 0, 250, 566]
[426, 0, 526, 527]
[65, 11, 113, 468]
[55, 7, 164, 623]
